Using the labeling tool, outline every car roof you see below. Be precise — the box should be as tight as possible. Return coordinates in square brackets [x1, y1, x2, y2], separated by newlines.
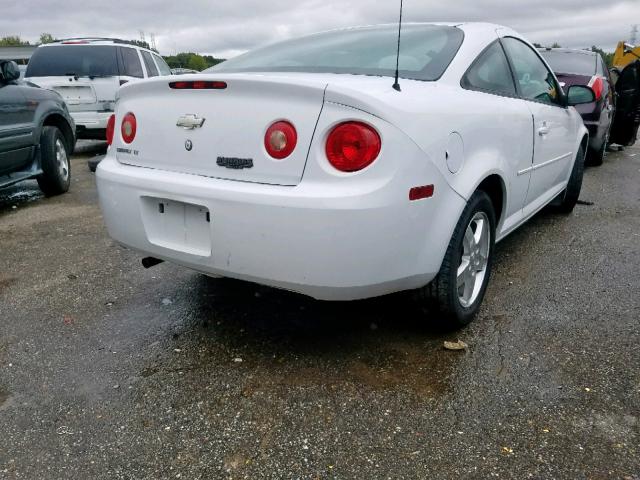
[38, 38, 155, 52]
[539, 47, 597, 56]
[317, 22, 504, 34]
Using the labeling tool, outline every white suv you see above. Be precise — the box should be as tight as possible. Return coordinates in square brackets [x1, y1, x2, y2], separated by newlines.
[25, 38, 171, 140]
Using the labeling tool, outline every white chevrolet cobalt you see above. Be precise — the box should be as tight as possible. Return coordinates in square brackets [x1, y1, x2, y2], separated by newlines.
[97, 23, 594, 327]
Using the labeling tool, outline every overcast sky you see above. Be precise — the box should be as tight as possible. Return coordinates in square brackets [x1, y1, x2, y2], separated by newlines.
[2, 0, 638, 57]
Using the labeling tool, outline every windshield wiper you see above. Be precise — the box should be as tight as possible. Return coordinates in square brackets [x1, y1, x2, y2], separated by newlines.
[64, 73, 114, 80]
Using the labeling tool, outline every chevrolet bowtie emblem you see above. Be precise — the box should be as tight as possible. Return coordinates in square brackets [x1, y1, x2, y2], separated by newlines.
[176, 114, 206, 130]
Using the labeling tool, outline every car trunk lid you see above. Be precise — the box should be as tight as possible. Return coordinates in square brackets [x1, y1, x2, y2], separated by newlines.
[556, 73, 599, 115]
[114, 75, 327, 186]
[555, 73, 592, 89]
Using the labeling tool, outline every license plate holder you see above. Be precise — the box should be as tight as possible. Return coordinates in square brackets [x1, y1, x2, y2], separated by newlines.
[140, 197, 211, 256]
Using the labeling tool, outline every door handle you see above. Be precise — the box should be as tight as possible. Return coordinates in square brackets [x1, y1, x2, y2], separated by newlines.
[538, 125, 550, 136]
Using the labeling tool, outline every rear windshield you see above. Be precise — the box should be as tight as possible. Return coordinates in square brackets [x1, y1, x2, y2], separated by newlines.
[26, 45, 119, 78]
[540, 50, 597, 76]
[210, 25, 464, 81]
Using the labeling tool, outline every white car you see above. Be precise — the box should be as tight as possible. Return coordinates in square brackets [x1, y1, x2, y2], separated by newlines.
[96, 23, 594, 326]
[25, 38, 172, 140]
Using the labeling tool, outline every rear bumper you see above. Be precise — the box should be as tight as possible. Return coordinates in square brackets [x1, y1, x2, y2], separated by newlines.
[96, 155, 464, 301]
[71, 111, 112, 133]
[579, 104, 611, 151]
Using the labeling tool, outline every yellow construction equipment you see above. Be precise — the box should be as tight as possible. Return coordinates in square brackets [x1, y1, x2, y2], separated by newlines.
[613, 41, 640, 69]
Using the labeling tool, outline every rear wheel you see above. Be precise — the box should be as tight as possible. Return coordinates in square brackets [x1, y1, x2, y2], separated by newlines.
[414, 190, 496, 328]
[37, 126, 71, 196]
[587, 127, 609, 167]
[555, 144, 585, 214]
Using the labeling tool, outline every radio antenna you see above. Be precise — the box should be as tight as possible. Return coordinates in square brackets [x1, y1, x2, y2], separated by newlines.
[392, 0, 404, 92]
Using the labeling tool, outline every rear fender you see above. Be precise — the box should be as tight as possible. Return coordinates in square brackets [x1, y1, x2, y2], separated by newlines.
[304, 100, 467, 279]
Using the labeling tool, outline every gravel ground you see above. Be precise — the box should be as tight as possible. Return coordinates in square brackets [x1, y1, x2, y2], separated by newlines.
[0, 142, 638, 479]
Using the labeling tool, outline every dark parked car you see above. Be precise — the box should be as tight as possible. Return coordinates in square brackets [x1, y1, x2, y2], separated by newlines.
[540, 48, 615, 165]
[0, 60, 76, 195]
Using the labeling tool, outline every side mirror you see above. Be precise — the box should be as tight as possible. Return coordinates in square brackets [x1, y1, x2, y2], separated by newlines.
[624, 43, 637, 55]
[0, 61, 21, 83]
[567, 85, 596, 106]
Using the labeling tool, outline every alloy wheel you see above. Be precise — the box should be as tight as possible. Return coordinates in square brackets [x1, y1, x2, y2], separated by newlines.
[457, 212, 491, 308]
[55, 139, 69, 182]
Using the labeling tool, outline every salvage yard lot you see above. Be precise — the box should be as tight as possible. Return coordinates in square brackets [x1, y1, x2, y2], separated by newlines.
[0, 145, 639, 478]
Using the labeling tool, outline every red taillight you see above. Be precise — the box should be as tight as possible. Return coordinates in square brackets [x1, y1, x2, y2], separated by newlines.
[264, 121, 297, 159]
[326, 122, 381, 172]
[106, 114, 115, 146]
[121, 112, 137, 144]
[589, 76, 604, 101]
[169, 81, 227, 90]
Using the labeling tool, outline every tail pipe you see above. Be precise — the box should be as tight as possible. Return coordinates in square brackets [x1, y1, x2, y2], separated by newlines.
[142, 257, 164, 269]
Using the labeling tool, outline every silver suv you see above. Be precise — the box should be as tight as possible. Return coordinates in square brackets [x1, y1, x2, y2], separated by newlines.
[25, 38, 171, 140]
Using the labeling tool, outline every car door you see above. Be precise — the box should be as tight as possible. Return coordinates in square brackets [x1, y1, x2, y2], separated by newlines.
[608, 61, 640, 147]
[502, 37, 576, 211]
[460, 39, 534, 232]
[0, 70, 35, 174]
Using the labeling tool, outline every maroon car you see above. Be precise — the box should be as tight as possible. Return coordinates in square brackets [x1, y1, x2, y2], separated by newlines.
[540, 48, 614, 165]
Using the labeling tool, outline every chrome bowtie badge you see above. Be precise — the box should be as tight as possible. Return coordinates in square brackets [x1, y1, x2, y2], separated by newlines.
[176, 114, 205, 130]
[185, 139, 193, 151]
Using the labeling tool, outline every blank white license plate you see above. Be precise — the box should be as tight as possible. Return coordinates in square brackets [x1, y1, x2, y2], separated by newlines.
[140, 197, 211, 256]
[53, 86, 96, 104]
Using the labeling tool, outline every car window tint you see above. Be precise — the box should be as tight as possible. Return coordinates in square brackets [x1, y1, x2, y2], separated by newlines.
[503, 38, 561, 106]
[462, 41, 516, 96]
[210, 25, 464, 82]
[120, 48, 144, 78]
[153, 54, 172, 76]
[540, 50, 597, 76]
[26, 45, 118, 77]
[141, 51, 158, 77]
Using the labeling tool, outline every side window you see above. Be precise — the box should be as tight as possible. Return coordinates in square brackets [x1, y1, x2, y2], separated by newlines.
[141, 51, 158, 77]
[153, 54, 172, 76]
[119, 47, 144, 78]
[502, 37, 561, 106]
[462, 41, 516, 96]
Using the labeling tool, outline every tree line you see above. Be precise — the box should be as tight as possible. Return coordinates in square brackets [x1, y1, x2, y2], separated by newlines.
[0, 35, 225, 71]
[0, 33, 56, 46]
[163, 53, 224, 71]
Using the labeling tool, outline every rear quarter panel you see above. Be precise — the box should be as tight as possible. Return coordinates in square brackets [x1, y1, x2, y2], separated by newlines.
[326, 80, 532, 236]
[302, 100, 468, 281]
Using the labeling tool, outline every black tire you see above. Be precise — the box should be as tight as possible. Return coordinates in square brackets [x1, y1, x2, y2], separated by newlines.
[37, 126, 71, 196]
[587, 144, 604, 167]
[586, 129, 609, 167]
[414, 190, 496, 328]
[555, 144, 585, 214]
